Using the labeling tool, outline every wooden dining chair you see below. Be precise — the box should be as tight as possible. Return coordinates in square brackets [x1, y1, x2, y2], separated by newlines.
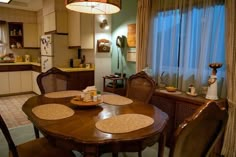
[114, 71, 156, 157]
[169, 101, 228, 157]
[34, 67, 70, 138]
[126, 71, 156, 104]
[0, 114, 75, 157]
[37, 67, 70, 94]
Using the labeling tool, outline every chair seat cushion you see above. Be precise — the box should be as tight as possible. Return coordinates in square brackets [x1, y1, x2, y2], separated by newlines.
[9, 138, 74, 157]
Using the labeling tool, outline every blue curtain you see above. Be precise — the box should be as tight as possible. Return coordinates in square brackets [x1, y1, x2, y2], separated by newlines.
[151, 4, 226, 97]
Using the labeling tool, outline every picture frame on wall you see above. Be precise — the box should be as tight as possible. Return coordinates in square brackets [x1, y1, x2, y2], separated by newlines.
[97, 39, 110, 53]
[127, 50, 136, 62]
[127, 23, 136, 48]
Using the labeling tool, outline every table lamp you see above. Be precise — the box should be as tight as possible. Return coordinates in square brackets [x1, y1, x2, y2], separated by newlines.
[206, 63, 222, 100]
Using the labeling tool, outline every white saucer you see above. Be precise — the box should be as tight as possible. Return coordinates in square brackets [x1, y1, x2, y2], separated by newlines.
[186, 92, 198, 97]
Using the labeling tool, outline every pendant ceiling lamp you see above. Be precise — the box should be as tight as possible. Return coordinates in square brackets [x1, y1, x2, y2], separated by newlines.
[0, 0, 11, 4]
[65, 0, 121, 14]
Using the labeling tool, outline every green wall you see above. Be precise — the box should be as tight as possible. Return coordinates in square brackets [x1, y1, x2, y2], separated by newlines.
[111, 0, 137, 77]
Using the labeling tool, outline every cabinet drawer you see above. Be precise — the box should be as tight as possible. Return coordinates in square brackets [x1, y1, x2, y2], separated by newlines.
[8, 65, 32, 71]
[151, 95, 176, 146]
[175, 101, 199, 128]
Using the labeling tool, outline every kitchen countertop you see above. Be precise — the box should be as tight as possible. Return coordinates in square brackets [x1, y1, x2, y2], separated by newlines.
[59, 67, 94, 72]
[0, 62, 41, 66]
[0, 62, 94, 72]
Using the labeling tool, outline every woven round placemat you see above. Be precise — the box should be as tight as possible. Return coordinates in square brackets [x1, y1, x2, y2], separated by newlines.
[32, 104, 74, 120]
[95, 114, 154, 133]
[102, 95, 133, 105]
[44, 90, 82, 98]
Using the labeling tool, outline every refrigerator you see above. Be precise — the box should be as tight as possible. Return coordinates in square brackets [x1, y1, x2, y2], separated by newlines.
[40, 34, 77, 72]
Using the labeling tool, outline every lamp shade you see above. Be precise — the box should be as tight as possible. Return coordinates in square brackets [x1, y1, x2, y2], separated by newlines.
[0, 0, 11, 3]
[65, 0, 121, 14]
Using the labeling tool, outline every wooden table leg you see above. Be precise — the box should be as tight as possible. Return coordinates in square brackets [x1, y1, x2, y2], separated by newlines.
[112, 152, 118, 157]
[33, 125, 40, 138]
[158, 128, 167, 157]
[83, 145, 99, 157]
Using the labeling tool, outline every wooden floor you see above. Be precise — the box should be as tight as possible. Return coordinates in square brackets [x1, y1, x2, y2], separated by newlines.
[0, 93, 36, 128]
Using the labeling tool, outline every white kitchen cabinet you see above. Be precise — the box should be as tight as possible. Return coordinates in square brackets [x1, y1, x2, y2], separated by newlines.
[37, 10, 44, 43]
[23, 23, 39, 48]
[68, 13, 95, 48]
[32, 71, 41, 95]
[43, 11, 68, 34]
[68, 10, 81, 47]
[42, 0, 55, 15]
[56, 11, 68, 34]
[43, 0, 65, 15]
[0, 72, 9, 95]
[43, 0, 67, 34]
[43, 12, 56, 33]
[9, 72, 21, 94]
[21, 71, 33, 92]
[80, 13, 94, 49]
[9, 71, 33, 94]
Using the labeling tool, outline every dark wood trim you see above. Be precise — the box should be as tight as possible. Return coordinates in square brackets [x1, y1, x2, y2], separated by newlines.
[31, 65, 41, 73]
[45, 31, 68, 35]
[0, 64, 41, 72]
[0, 20, 6, 24]
[24, 47, 40, 49]
[68, 46, 81, 49]
[0, 91, 34, 97]
[45, 31, 56, 34]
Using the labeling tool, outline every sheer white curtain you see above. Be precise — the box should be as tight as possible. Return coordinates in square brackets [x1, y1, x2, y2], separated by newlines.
[0, 21, 7, 57]
[150, 0, 226, 96]
[221, 0, 236, 156]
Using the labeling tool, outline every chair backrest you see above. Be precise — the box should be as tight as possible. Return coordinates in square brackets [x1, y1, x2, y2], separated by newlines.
[0, 115, 18, 157]
[37, 67, 69, 94]
[169, 101, 228, 157]
[126, 71, 156, 103]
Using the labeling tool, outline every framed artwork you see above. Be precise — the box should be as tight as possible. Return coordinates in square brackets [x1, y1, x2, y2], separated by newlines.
[127, 23, 136, 47]
[97, 39, 110, 53]
[127, 51, 136, 62]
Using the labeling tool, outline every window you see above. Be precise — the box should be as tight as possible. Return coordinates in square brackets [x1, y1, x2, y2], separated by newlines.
[0, 22, 7, 56]
[151, 4, 226, 97]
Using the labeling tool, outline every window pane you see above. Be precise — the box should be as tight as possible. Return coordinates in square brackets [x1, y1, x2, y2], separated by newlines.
[151, 4, 225, 96]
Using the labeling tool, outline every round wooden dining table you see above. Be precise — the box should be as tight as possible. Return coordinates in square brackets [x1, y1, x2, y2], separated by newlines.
[22, 94, 169, 157]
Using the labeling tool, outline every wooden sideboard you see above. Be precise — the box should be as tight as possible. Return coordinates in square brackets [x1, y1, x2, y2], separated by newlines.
[150, 89, 227, 156]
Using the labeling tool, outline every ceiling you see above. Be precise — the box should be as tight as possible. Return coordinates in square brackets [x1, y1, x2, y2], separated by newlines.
[0, 0, 43, 11]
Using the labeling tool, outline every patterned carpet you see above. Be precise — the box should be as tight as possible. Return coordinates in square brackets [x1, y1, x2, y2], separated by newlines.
[0, 93, 36, 128]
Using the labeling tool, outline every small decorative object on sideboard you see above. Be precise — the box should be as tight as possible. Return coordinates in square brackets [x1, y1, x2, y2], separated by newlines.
[206, 63, 222, 100]
[165, 86, 177, 92]
[186, 84, 198, 96]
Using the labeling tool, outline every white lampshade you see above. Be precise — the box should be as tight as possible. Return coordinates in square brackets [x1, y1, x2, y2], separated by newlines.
[0, 0, 11, 3]
[65, 0, 121, 14]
